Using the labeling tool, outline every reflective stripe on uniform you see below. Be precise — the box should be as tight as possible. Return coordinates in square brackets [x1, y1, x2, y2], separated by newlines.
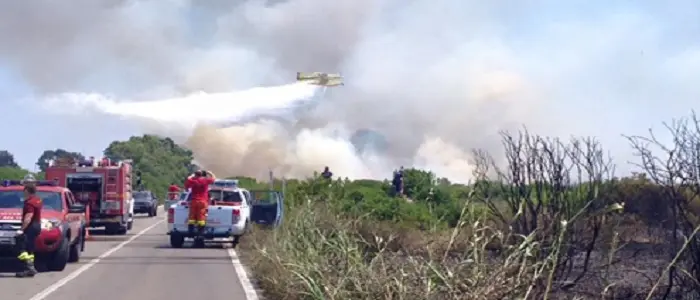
[17, 252, 34, 262]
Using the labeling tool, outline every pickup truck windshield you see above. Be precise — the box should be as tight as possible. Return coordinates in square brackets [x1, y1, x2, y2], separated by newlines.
[210, 190, 242, 202]
[133, 191, 151, 202]
[0, 191, 62, 210]
[181, 190, 242, 203]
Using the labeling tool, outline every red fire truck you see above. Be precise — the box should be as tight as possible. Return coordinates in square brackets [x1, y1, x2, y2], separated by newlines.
[45, 157, 135, 235]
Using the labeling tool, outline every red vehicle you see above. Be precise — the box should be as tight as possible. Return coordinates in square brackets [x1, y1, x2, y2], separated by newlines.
[0, 180, 87, 271]
[46, 157, 135, 235]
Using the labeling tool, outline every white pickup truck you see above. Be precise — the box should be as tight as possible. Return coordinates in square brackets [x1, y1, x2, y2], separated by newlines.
[166, 180, 252, 248]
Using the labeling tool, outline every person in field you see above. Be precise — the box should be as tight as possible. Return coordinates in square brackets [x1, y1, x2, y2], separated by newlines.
[321, 166, 333, 180]
[392, 167, 404, 196]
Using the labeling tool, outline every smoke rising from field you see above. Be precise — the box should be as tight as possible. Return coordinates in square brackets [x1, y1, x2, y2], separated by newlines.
[2, 0, 698, 182]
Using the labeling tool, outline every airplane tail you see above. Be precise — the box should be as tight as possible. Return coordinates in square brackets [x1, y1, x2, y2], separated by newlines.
[296, 72, 318, 80]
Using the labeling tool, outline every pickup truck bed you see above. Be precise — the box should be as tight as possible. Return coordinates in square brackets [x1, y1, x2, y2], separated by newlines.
[166, 183, 284, 248]
[167, 200, 249, 248]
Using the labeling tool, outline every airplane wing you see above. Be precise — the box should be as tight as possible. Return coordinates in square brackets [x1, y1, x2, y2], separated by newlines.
[296, 72, 343, 86]
[296, 72, 321, 80]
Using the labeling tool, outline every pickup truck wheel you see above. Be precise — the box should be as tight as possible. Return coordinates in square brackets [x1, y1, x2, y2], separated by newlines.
[127, 221, 133, 231]
[193, 238, 205, 248]
[105, 224, 118, 235]
[80, 226, 86, 251]
[152, 207, 158, 217]
[170, 234, 184, 248]
[68, 232, 82, 263]
[117, 226, 128, 235]
[47, 236, 70, 271]
[231, 220, 249, 246]
[245, 219, 252, 234]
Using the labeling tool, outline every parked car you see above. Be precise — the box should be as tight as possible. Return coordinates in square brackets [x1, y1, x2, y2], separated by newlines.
[133, 190, 158, 217]
[0, 180, 87, 271]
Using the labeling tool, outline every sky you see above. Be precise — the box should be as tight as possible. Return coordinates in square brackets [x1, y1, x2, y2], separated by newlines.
[0, 0, 698, 181]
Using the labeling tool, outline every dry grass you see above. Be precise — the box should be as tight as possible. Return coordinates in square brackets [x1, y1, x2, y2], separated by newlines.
[238, 197, 700, 300]
[241, 201, 523, 300]
[236, 199, 629, 299]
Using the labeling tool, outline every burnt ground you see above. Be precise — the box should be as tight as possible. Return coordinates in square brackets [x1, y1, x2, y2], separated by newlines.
[550, 226, 699, 300]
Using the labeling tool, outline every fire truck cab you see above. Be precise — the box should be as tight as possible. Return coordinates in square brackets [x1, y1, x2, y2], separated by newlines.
[45, 157, 135, 235]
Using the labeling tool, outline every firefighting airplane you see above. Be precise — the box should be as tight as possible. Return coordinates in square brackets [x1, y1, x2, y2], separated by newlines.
[296, 72, 344, 86]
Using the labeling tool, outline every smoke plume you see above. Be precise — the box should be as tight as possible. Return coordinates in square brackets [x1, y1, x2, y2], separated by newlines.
[2, 0, 698, 182]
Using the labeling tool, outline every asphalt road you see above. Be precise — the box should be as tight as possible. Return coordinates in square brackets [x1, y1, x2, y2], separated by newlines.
[0, 212, 259, 300]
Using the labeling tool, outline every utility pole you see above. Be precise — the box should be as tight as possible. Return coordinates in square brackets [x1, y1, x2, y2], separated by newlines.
[282, 176, 286, 197]
[269, 169, 274, 190]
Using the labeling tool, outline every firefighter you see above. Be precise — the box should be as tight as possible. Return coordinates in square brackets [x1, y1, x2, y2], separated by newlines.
[15, 183, 42, 278]
[22, 174, 36, 184]
[184, 170, 216, 234]
[321, 166, 333, 179]
[168, 183, 181, 200]
[135, 171, 143, 190]
[392, 167, 404, 196]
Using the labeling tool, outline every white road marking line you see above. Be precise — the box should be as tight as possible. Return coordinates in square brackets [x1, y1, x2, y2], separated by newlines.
[28, 218, 165, 300]
[228, 248, 260, 300]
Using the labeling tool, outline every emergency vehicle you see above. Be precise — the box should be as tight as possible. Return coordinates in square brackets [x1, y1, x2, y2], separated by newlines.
[296, 72, 343, 86]
[0, 180, 87, 271]
[45, 157, 135, 235]
[167, 179, 284, 248]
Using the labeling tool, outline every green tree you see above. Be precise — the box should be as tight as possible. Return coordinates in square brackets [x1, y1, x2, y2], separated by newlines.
[0, 150, 19, 168]
[0, 167, 29, 180]
[103, 135, 196, 198]
[36, 149, 85, 172]
[402, 168, 452, 204]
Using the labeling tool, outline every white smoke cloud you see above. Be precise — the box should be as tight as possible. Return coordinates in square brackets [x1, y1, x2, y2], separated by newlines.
[1, 0, 698, 182]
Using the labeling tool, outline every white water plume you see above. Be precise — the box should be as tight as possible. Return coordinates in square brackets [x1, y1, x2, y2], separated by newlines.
[43, 82, 320, 129]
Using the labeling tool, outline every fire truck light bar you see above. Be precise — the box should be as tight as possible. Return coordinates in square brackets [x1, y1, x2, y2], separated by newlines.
[2, 180, 58, 187]
[212, 179, 238, 188]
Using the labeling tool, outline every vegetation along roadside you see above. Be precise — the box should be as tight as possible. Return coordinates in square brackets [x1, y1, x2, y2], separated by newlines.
[4, 114, 700, 299]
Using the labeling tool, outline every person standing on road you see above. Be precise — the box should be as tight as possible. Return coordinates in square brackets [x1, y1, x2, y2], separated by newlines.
[15, 183, 42, 278]
[184, 170, 216, 234]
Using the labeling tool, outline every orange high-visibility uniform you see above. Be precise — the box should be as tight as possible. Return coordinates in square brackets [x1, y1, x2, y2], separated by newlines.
[187, 201, 208, 226]
[168, 185, 180, 200]
[184, 177, 215, 226]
